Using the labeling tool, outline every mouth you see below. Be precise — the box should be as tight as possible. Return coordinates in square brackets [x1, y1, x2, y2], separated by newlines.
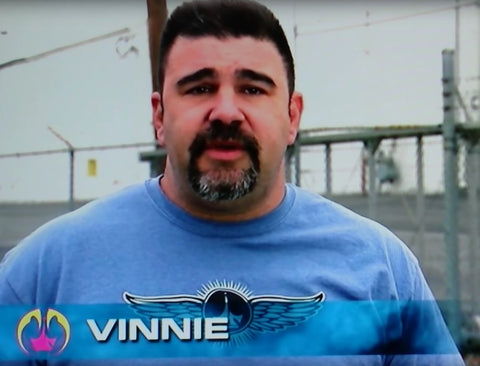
[203, 140, 246, 161]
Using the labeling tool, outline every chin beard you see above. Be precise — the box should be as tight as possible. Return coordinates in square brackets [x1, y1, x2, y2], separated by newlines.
[189, 166, 258, 202]
[187, 120, 260, 202]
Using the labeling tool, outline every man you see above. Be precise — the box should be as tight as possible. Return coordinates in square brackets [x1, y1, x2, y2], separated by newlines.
[0, 0, 464, 365]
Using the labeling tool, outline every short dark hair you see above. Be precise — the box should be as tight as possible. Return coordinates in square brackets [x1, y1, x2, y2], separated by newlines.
[158, 0, 295, 96]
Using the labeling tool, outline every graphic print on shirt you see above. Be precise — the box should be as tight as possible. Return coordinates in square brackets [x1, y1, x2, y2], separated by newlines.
[123, 280, 325, 343]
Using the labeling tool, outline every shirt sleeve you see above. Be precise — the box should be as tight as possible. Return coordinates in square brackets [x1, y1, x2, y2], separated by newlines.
[386, 243, 465, 365]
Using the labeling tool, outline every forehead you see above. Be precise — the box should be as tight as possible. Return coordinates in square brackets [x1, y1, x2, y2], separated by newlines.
[164, 36, 287, 84]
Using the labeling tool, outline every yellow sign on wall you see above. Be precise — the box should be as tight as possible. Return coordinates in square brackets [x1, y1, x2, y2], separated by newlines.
[87, 159, 97, 177]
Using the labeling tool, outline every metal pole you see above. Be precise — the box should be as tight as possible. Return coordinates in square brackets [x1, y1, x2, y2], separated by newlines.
[47, 127, 75, 211]
[325, 143, 332, 196]
[361, 147, 367, 195]
[416, 136, 426, 265]
[454, 0, 460, 94]
[69, 149, 75, 212]
[466, 139, 480, 315]
[285, 146, 293, 183]
[365, 139, 380, 220]
[294, 134, 301, 187]
[441, 49, 461, 343]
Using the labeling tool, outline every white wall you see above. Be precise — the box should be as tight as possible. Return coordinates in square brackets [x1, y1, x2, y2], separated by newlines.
[0, 0, 153, 201]
[0, 0, 478, 201]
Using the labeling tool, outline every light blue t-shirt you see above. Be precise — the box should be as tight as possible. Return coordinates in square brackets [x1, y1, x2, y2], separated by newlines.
[0, 178, 463, 365]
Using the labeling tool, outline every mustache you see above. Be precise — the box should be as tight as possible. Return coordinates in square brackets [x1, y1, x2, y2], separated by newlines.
[188, 120, 260, 170]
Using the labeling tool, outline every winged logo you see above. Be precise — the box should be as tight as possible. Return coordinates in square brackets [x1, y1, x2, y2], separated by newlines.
[123, 281, 325, 342]
[17, 308, 70, 355]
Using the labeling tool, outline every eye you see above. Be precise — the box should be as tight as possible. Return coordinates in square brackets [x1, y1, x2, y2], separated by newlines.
[186, 85, 214, 95]
[241, 86, 266, 95]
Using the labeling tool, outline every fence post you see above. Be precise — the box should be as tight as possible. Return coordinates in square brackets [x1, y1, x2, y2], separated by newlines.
[441, 49, 461, 343]
[365, 138, 381, 220]
[285, 145, 293, 183]
[47, 127, 75, 212]
[68, 149, 75, 212]
[325, 143, 332, 196]
[466, 138, 480, 315]
[294, 132, 301, 186]
[416, 136, 426, 265]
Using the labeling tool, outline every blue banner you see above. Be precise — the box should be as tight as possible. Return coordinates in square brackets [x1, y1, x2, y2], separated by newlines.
[0, 301, 459, 361]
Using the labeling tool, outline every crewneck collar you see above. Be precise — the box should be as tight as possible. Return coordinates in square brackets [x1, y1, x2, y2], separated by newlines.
[145, 176, 296, 238]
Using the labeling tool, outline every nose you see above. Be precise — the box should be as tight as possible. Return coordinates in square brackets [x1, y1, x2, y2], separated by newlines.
[207, 88, 245, 124]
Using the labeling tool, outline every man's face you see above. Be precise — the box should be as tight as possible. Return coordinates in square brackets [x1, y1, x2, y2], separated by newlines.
[153, 36, 302, 202]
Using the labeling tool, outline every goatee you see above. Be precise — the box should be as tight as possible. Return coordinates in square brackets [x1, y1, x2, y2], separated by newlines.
[188, 120, 260, 202]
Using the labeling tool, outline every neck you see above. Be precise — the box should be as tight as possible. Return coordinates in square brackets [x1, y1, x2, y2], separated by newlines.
[160, 165, 287, 222]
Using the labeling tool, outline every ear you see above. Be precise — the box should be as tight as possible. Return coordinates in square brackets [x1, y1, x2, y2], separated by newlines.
[151, 92, 165, 146]
[287, 91, 303, 145]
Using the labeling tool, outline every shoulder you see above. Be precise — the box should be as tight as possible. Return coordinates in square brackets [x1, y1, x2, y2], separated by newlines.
[0, 180, 154, 303]
[289, 184, 402, 245]
[14, 180, 150, 243]
[288, 185, 424, 299]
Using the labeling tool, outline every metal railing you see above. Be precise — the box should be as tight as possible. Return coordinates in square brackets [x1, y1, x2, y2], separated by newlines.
[286, 50, 480, 345]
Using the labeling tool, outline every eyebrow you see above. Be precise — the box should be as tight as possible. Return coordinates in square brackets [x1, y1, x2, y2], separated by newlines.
[176, 68, 216, 87]
[235, 69, 276, 88]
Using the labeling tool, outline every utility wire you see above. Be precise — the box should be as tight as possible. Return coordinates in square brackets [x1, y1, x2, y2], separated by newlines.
[0, 27, 132, 71]
[298, 1, 477, 36]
